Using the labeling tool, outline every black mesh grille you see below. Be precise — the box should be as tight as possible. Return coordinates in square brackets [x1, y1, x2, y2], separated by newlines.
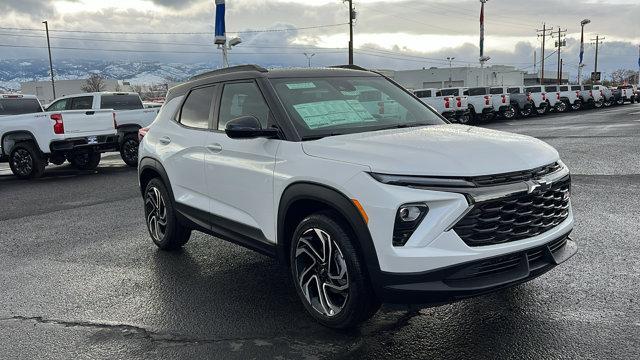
[471, 162, 562, 186]
[454, 177, 571, 247]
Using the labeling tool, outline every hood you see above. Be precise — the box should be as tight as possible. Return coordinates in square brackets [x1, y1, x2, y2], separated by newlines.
[302, 125, 559, 176]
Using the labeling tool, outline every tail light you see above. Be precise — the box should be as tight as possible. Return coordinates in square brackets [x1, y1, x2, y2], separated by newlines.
[456, 96, 462, 108]
[527, 92, 532, 101]
[484, 95, 490, 106]
[51, 113, 64, 134]
[600, 90, 604, 97]
[138, 127, 149, 141]
[576, 91, 580, 97]
[557, 92, 561, 100]
[501, 94, 506, 104]
[589, 90, 593, 97]
[444, 97, 450, 109]
[542, 93, 547, 101]
[113, 112, 117, 129]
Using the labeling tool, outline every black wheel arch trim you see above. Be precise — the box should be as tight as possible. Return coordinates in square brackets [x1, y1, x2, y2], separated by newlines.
[1, 130, 42, 156]
[138, 157, 175, 201]
[277, 182, 383, 291]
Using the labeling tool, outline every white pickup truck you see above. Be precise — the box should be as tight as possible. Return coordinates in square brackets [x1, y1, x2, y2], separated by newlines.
[0, 94, 44, 116]
[592, 85, 614, 107]
[578, 85, 603, 108]
[617, 85, 637, 104]
[439, 87, 493, 123]
[46, 92, 158, 166]
[0, 104, 118, 179]
[466, 87, 512, 121]
[524, 86, 556, 115]
[413, 88, 470, 124]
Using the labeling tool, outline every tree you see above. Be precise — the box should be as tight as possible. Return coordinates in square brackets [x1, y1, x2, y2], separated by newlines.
[81, 74, 106, 93]
[610, 69, 637, 86]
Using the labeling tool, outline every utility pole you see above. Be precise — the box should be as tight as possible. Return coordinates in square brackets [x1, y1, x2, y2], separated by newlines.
[559, 59, 563, 85]
[43, 20, 56, 100]
[446, 57, 455, 87]
[536, 23, 554, 85]
[578, 19, 590, 85]
[533, 50, 537, 74]
[591, 35, 605, 84]
[478, 0, 490, 86]
[555, 28, 567, 85]
[346, 0, 355, 65]
[303, 53, 316, 68]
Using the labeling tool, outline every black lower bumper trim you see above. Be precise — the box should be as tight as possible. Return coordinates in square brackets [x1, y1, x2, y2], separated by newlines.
[50, 135, 119, 153]
[376, 233, 576, 304]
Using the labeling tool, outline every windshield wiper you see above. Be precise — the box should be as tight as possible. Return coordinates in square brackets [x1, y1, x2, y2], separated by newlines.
[391, 122, 429, 129]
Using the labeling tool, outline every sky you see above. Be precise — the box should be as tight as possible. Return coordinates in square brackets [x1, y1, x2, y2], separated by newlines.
[0, 0, 638, 79]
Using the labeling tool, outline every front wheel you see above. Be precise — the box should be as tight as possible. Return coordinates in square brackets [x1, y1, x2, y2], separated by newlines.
[9, 143, 45, 179]
[120, 134, 140, 168]
[290, 212, 380, 329]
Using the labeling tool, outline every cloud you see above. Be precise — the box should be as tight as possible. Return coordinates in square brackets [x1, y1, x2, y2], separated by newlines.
[0, 0, 59, 17]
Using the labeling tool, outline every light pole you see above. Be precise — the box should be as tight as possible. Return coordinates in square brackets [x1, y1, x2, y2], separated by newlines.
[446, 57, 455, 87]
[303, 53, 316, 68]
[43, 20, 56, 100]
[578, 19, 590, 85]
[479, 0, 490, 86]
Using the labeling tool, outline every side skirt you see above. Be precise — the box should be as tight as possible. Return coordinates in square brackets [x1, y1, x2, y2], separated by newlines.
[174, 203, 277, 258]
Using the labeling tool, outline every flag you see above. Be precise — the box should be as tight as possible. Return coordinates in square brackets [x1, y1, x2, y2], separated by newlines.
[214, 0, 226, 45]
[479, 2, 485, 58]
[579, 31, 585, 64]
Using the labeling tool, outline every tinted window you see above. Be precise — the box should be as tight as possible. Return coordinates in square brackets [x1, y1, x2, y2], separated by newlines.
[490, 88, 504, 95]
[545, 86, 557, 92]
[47, 98, 68, 111]
[467, 88, 488, 96]
[0, 98, 43, 115]
[583, 85, 592, 90]
[414, 90, 431, 98]
[218, 82, 270, 131]
[507, 87, 521, 94]
[571, 86, 581, 91]
[560, 86, 569, 91]
[440, 89, 459, 96]
[179, 86, 215, 129]
[100, 94, 143, 110]
[70, 96, 93, 110]
[526, 87, 542, 93]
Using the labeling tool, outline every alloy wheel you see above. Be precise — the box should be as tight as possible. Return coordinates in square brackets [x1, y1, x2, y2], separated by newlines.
[503, 107, 516, 119]
[294, 228, 349, 317]
[556, 101, 567, 112]
[122, 139, 139, 164]
[11, 149, 33, 177]
[145, 187, 168, 242]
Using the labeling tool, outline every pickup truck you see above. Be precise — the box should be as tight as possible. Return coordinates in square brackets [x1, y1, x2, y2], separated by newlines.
[468, 87, 513, 120]
[439, 87, 493, 123]
[578, 85, 603, 108]
[617, 85, 637, 104]
[490, 86, 532, 118]
[414, 88, 470, 123]
[0, 109, 118, 179]
[541, 86, 568, 113]
[523, 86, 551, 115]
[592, 85, 614, 107]
[0, 94, 44, 116]
[438, 88, 471, 123]
[46, 92, 158, 167]
[561, 85, 584, 110]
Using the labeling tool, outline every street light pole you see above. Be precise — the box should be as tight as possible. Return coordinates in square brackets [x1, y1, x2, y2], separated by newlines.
[346, 0, 355, 65]
[446, 57, 455, 87]
[43, 20, 56, 100]
[303, 53, 316, 68]
[578, 19, 590, 85]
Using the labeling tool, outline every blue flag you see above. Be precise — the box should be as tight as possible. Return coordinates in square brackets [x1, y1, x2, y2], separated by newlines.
[215, 0, 226, 45]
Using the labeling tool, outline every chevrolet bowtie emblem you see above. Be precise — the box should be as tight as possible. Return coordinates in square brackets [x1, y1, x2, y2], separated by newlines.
[526, 179, 548, 194]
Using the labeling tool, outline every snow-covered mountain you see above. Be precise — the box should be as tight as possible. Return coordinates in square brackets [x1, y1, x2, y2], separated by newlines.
[0, 59, 219, 91]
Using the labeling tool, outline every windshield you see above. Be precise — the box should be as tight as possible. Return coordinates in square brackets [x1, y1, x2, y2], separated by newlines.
[270, 76, 444, 139]
[0, 98, 43, 116]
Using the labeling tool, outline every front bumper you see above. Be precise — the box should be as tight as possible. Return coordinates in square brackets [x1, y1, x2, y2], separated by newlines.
[377, 233, 576, 304]
[50, 135, 119, 153]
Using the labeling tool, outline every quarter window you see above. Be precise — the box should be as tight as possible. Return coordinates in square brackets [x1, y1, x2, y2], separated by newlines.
[47, 99, 68, 111]
[218, 82, 270, 131]
[179, 86, 215, 129]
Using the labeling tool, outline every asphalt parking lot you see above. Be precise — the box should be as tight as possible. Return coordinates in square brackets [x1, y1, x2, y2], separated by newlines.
[1, 104, 639, 359]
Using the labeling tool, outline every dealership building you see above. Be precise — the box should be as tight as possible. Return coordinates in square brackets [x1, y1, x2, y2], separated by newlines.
[21, 79, 131, 105]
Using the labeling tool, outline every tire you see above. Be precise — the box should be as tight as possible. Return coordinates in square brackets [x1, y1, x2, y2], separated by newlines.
[555, 100, 568, 113]
[456, 113, 471, 125]
[571, 100, 583, 111]
[144, 178, 191, 250]
[120, 133, 140, 168]
[536, 102, 549, 115]
[9, 143, 45, 179]
[616, 98, 625, 105]
[290, 212, 380, 329]
[69, 152, 101, 170]
[604, 99, 613, 107]
[520, 104, 533, 117]
[594, 99, 604, 109]
[502, 106, 516, 120]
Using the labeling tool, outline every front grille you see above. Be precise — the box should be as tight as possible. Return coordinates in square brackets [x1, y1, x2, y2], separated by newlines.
[470, 162, 562, 186]
[454, 176, 571, 247]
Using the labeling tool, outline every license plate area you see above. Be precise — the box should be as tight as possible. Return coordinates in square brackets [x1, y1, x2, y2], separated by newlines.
[86, 136, 98, 145]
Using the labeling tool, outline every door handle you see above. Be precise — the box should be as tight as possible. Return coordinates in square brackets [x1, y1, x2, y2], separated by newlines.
[206, 143, 223, 153]
[85, 111, 95, 115]
[159, 136, 171, 145]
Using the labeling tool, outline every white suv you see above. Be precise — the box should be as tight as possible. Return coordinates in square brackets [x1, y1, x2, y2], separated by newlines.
[138, 65, 577, 329]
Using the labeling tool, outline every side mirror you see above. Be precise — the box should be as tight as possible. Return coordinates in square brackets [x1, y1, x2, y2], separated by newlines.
[225, 115, 279, 139]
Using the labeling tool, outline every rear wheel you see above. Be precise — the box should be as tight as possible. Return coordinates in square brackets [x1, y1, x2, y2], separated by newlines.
[69, 152, 101, 170]
[555, 100, 568, 113]
[536, 102, 549, 115]
[571, 100, 583, 111]
[604, 98, 613, 107]
[290, 212, 380, 329]
[144, 178, 191, 250]
[519, 104, 533, 117]
[616, 97, 625, 105]
[456, 113, 471, 125]
[9, 143, 45, 179]
[120, 133, 140, 168]
[502, 106, 516, 120]
[594, 99, 605, 108]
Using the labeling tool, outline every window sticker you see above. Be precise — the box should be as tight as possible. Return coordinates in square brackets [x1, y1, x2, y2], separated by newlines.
[286, 82, 317, 90]
[293, 100, 376, 129]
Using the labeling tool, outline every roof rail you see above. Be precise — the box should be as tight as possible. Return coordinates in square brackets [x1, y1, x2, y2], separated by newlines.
[190, 64, 268, 81]
[330, 64, 370, 72]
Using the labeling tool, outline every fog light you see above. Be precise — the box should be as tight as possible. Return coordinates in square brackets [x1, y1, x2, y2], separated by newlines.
[393, 203, 428, 247]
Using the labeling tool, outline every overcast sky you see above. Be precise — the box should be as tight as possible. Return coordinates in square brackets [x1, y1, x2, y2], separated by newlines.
[0, 0, 638, 78]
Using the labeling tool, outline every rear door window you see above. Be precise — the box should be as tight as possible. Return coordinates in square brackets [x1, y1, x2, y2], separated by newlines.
[0, 98, 43, 115]
[440, 89, 459, 96]
[100, 94, 143, 110]
[70, 96, 93, 110]
[467, 88, 488, 96]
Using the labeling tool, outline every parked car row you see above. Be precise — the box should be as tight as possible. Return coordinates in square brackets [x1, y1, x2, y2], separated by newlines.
[413, 84, 638, 124]
[0, 92, 158, 179]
